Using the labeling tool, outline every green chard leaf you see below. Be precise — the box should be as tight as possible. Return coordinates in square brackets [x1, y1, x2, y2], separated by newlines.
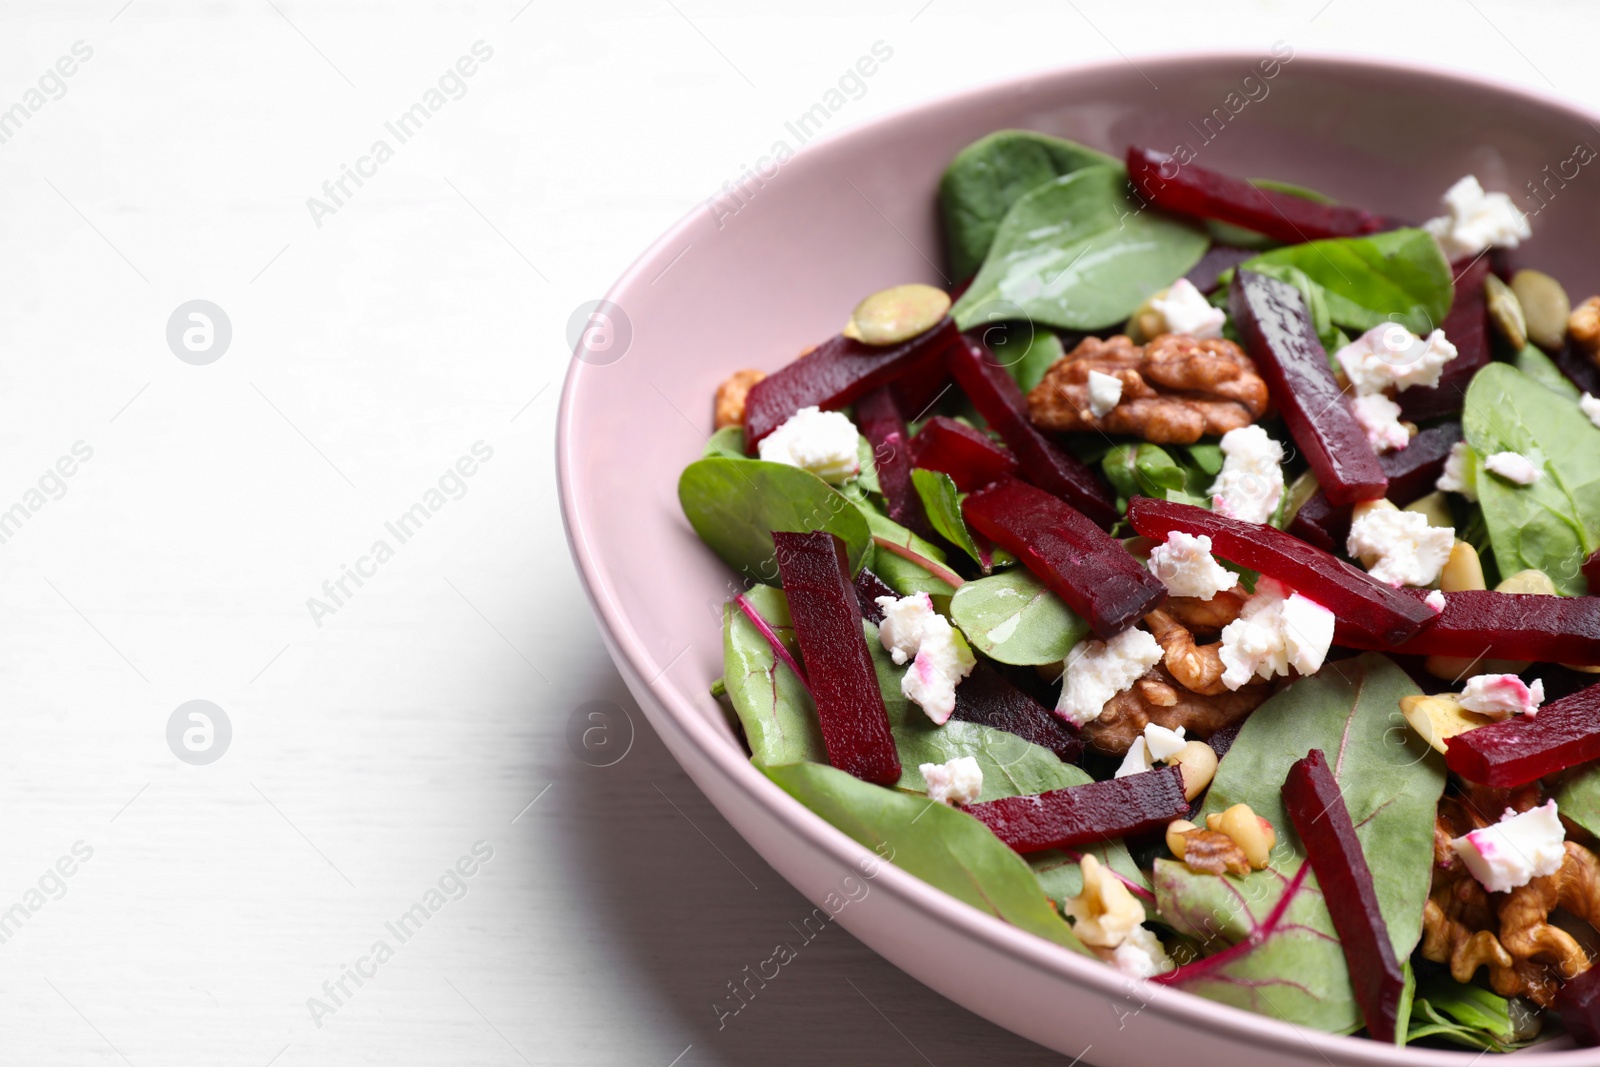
[722, 585, 824, 767]
[1555, 764, 1600, 837]
[1154, 653, 1445, 1034]
[1463, 363, 1600, 594]
[948, 568, 1088, 666]
[952, 166, 1209, 333]
[843, 485, 959, 602]
[1029, 843, 1151, 904]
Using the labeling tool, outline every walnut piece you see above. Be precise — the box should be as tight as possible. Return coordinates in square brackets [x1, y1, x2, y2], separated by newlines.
[1027, 334, 1270, 444]
[1570, 296, 1600, 359]
[713, 369, 766, 429]
[1178, 829, 1251, 876]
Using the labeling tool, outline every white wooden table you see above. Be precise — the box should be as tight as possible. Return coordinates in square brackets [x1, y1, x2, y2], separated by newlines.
[0, 2, 1586, 1062]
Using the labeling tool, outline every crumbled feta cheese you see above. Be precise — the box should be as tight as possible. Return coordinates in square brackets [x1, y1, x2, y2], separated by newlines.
[1218, 578, 1336, 689]
[1347, 507, 1455, 587]
[1459, 674, 1545, 720]
[920, 755, 983, 805]
[1582, 392, 1600, 430]
[1114, 736, 1154, 778]
[1436, 441, 1478, 502]
[757, 406, 860, 483]
[875, 594, 976, 724]
[1484, 451, 1543, 486]
[1208, 425, 1285, 525]
[1057, 626, 1165, 727]
[1113, 925, 1175, 978]
[1335, 325, 1459, 396]
[1451, 800, 1565, 893]
[1349, 393, 1411, 453]
[1423, 175, 1532, 260]
[1143, 723, 1188, 762]
[1150, 278, 1226, 340]
[1426, 589, 1447, 614]
[1147, 531, 1239, 600]
[1087, 370, 1123, 417]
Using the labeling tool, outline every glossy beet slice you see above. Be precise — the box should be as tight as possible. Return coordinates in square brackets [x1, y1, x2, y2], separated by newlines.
[772, 531, 901, 785]
[1445, 679, 1600, 787]
[965, 764, 1188, 853]
[950, 663, 1084, 764]
[1557, 342, 1600, 397]
[1183, 244, 1257, 294]
[1585, 549, 1600, 595]
[1556, 958, 1600, 1047]
[1126, 496, 1435, 644]
[1230, 270, 1388, 505]
[946, 337, 1118, 527]
[1126, 147, 1391, 245]
[909, 415, 1019, 492]
[853, 567, 898, 625]
[1354, 589, 1600, 664]
[1397, 257, 1491, 422]
[1282, 749, 1404, 1043]
[1288, 422, 1463, 551]
[965, 477, 1167, 639]
[1286, 490, 1348, 555]
[854, 388, 937, 541]
[743, 318, 962, 449]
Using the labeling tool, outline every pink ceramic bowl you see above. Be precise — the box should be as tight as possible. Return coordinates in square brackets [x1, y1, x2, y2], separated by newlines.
[558, 53, 1600, 1063]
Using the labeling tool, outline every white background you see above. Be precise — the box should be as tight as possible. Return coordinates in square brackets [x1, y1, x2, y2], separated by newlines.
[0, 1, 1591, 1064]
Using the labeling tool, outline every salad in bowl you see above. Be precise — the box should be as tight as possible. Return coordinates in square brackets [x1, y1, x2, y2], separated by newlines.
[676, 128, 1600, 1052]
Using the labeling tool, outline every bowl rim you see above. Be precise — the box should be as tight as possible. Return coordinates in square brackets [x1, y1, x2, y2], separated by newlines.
[558, 50, 1600, 1063]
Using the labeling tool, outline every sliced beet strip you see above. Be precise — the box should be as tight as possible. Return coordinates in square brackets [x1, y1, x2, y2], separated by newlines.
[1183, 244, 1257, 294]
[1556, 342, 1600, 397]
[1445, 678, 1600, 787]
[1397, 257, 1491, 422]
[742, 318, 962, 449]
[965, 477, 1167, 639]
[852, 567, 898, 625]
[965, 765, 1188, 853]
[1126, 146, 1391, 245]
[1556, 958, 1600, 1046]
[1287, 422, 1462, 551]
[950, 663, 1084, 764]
[1585, 549, 1600, 594]
[854, 388, 937, 541]
[1230, 270, 1388, 505]
[1282, 748, 1404, 1042]
[909, 415, 1019, 492]
[772, 531, 901, 785]
[1126, 496, 1435, 645]
[945, 336, 1118, 528]
[1343, 588, 1600, 664]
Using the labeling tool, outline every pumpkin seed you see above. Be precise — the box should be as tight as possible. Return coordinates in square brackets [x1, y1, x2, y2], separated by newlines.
[850, 284, 951, 345]
[1484, 274, 1527, 351]
[1511, 269, 1571, 351]
[1496, 568, 1559, 595]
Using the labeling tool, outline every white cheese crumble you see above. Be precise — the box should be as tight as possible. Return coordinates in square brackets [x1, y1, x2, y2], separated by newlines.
[1335, 325, 1459, 396]
[1113, 925, 1176, 979]
[1147, 531, 1239, 600]
[1347, 507, 1455, 587]
[1218, 577, 1336, 690]
[1056, 626, 1164, 727]
[1436, 441, 1479, 502]
[1451, 800, 1565, 894]
[1114, 736, 1153, 778]
[1150, 278, 1226, 340]
[1208, 425, 1285, 525]
[875, 594, 976, 725]
[1112, 724, 1188, 779]
[1426, 589, 1447, 614]
[1349, 393, 1411, 453]
[920, 755, 983, 805]
[1459, 674, 1545, 720]
[1582, 393, 1600, 430]
[1484, 451, 1543, 486]
[1087, 369, 1123, 417]
[757, 406, 860, 483]
[1423, 175, 1532, 260]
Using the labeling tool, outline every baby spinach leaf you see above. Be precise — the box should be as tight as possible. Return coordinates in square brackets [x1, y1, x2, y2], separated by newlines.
[764, 761, 1089, 953]
[1405, 972, 1533, 1051]
[1030, 844, 1151, 904]
[938, 130, 1119, 281]
[952, 166, 1209, 333]
[1554, 764, 1600, 837]
[844, 486, 959, 602]
[949, 568, 1088, 665]
[985, 328, 1065, 392]
[679, 457, 872, 585]
[703, 425, 745, 459]
[1514, 342, 1581, 399]
[853, 434, 882, 494]
[1103, 443, 1188, 507]
[1155, 654, 1445, 1033]
[723, 585, 825, 767]
[1463, 363, 1600, 594]
[1238, 228, 1453, 337]
[910, 468, 988, 569]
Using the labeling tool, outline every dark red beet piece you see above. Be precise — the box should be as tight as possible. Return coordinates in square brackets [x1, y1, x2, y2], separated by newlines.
[1556, 958, 1600, 1046]
[1345, 589, 1600, 664]
[743, 318, 962, 449]
[1556, 342, 1600, 397]
[1287, 490, 1348, 555]
[1126, 497, 1435, 644]
[854, 388, 937, 541]
[946, 337, 1118, 527]
[1445, 679, 1600, 787]
[1183, 244, 1257, 294]
[950, 663, 1084, 764]
[965, 477, 1167, 639]
[1585, 549, 1600, 595]
[1288, 422, 1463, 551]
[852, 568, 898, 625]
[1126, 147, 1391, 245]
[772, 531, 901, 785]
[1397, 258, 1490, 422]
[1230, 270, 1388, 505]
[1282, 749, 1404, 1043]
[909, 415, 1020, 492]
[965, 764, 1189, 853]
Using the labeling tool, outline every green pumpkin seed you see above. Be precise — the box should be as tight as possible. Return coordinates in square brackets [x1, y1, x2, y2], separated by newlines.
[850, 284, 951, 345]
[1511, 269, 1571, 351]
[1484, 274, 1527, 351]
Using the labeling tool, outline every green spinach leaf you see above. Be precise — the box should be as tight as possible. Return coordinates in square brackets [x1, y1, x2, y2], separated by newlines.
[1030, 844, 1151, 904]
[985, 328, 1065, 393]
[949, 568, 1088, 665]
[1405, 971, 1534, 1051]
[910, 467, 999, 571]
[1102, 443, 1188, 506]
[844, 486, 959, 602]
[1514, 342, 1581, 399]
[723, 585, 825, 766]
[703, 425, 745, 459]
[952, 166, 1209, 333]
